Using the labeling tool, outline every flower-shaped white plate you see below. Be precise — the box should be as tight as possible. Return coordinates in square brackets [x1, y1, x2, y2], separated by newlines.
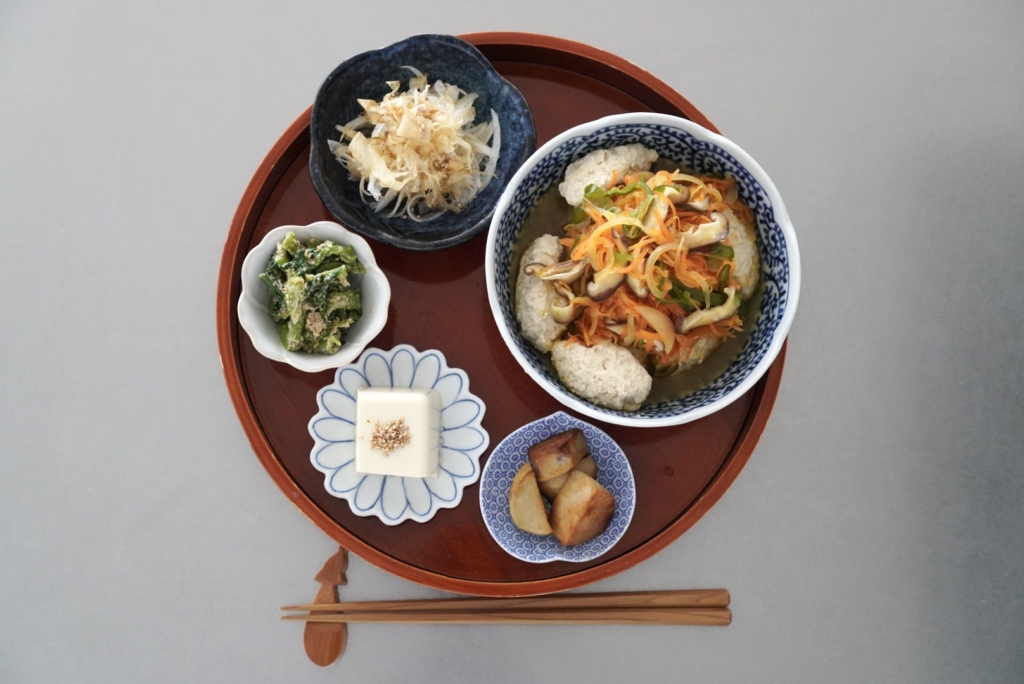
[308, 345, 489, 525]
[479, 411, 635, 563]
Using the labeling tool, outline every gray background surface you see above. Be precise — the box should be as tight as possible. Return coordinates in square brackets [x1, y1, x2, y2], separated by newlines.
[2, 1, 1022, 682]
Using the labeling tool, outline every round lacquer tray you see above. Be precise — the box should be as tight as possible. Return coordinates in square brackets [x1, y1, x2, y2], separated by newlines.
[216, 32, 787, 596]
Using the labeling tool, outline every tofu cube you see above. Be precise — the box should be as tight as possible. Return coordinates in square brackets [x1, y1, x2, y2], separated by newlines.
[354, 387, 441, 478]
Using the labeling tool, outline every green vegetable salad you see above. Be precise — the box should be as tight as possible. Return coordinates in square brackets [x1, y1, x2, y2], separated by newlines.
[258, 232, 364, 354]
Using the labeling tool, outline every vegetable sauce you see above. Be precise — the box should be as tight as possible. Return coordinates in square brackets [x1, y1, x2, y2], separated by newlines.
[511, 182, 763, 405]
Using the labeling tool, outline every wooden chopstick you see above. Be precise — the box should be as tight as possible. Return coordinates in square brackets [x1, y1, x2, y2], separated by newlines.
[283, 606, 731, 626]
[282, 589, 729, 614]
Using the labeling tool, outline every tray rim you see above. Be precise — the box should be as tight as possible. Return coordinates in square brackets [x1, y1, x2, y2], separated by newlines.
[216, 32, 787, 596]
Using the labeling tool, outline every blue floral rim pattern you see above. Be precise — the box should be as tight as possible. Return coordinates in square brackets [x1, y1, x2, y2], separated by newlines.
[308, 345, 489, 525]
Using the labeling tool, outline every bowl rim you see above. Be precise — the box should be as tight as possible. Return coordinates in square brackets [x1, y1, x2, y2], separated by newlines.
[237, 220, 391, 373]
[478, 410, 635, 563]
[308, 33, 537, 252]
[485, 112, 801, 427]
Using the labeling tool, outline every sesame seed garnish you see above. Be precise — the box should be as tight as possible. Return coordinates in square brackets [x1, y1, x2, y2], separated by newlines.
[370, 418, 411, 455]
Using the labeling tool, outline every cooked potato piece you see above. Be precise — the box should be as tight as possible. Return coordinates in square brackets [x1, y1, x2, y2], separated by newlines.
[508, 463, 553, 536]
[549, 471, 615, 546]
[575, 454, 598, 479]
[528, 428, 587, 482]
[538, 455, 599, 501]
[537, 471, 569, 501]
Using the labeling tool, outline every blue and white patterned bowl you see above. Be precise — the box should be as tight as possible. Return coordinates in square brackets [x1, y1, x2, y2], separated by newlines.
[308, 345, 489, 525]
[309, 34, 536, 251]
[479, 411, 635, 563]
[485, 113, 801, 427]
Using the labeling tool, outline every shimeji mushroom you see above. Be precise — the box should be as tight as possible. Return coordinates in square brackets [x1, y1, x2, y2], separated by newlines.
[626, 272, 649, 298]
[641, 189, 682, 235]
[586, 268, 625, 301]
[677, 287, 740, 334]
[525, 258, 589, 283]
[550, 282, 583, 324]
[679, 212, 729, 249]
[668, 185, 691, 205]
[682, 189, 711, 212]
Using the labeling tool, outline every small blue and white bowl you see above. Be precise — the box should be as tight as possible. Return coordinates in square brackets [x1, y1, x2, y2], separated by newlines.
[310, 34, 536, 251]
[480, 411, 635, 563]
[308, 345, 489, 525]
[485, 113, 801, 427]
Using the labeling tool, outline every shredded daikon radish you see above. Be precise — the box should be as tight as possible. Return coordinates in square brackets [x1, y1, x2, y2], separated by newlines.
[330, 67, 501, 221]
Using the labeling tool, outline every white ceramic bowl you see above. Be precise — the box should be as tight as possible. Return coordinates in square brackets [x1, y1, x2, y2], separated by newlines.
[485, 113, 801, 427]
[238, 221, 391, 372]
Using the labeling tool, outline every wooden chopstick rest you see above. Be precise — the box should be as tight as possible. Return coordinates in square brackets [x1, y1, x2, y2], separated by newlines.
[291, 547, 730, 668]
[303, 547, 349, 667]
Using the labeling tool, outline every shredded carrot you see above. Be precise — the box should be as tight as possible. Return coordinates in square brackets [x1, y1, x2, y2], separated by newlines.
[707, 315, 743, 337]
[582, 204, 604, 226]
[556, 166, 755, 376]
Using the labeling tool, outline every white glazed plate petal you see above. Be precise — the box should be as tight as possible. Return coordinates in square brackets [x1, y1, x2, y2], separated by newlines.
[309, 345, 489, 525]
[479, 411, 635, 563]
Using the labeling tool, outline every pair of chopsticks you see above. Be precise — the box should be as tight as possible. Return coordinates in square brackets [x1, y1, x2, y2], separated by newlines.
[282, 589, 731, 626]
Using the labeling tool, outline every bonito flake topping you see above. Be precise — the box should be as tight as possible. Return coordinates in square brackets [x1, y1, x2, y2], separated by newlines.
[328, 67, 501, 221]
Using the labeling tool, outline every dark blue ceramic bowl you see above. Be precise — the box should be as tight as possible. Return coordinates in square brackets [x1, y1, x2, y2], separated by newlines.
[310, 35, 536, 251]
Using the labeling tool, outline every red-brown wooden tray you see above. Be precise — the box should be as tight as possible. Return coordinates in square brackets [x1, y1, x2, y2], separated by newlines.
[216, 32, 786, 596]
